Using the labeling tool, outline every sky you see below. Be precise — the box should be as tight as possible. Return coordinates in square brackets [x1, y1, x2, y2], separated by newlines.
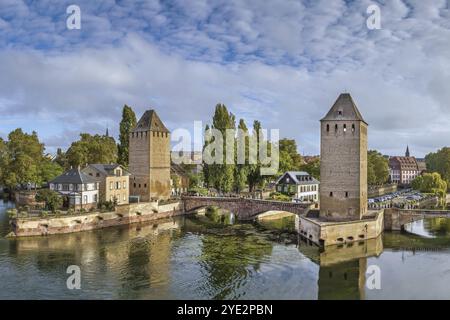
[0, 0, 449, 157]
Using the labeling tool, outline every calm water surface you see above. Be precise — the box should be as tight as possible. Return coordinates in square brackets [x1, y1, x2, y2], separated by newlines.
[1, 199, 450, 300]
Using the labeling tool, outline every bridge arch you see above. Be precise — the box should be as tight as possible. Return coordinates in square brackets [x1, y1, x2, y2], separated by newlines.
[182, 196, 312, 220]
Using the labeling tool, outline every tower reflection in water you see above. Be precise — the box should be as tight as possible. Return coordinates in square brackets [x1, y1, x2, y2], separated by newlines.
[316, 236, 383, 300]
[8, 213, 387, 299]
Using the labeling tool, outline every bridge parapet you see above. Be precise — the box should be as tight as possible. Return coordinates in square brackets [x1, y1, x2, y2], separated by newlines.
[181, 196, 312, 220]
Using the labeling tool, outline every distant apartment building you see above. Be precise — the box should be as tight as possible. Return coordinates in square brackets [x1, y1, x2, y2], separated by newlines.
[276, 171, 319, 203]
[82, 164, 130, 205]
[49, 167, 99, 210]
[389, 146, 421, 185]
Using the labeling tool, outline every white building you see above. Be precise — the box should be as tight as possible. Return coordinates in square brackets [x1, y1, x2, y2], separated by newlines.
[49, 167, 99, 210]
[275, 171, 320, 203]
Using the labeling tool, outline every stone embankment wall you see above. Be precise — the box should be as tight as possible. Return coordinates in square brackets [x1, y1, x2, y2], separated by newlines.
[9, 201, 182, 237]
[14, 191, 44, 207]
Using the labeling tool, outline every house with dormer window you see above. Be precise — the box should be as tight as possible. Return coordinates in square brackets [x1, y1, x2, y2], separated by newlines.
[49, 167, 99, 210]
[275, 171, 320, 203]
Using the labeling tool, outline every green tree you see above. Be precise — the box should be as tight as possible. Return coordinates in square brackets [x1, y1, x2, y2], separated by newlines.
[39, 158, 64, 185]
[278, 138, 304, 174]
[367, 150, 389, 185]
[300, 157, 320, 180]
[188, 172, 204, 189]
[233, 119, 249, 193]
[54, 148, 69, 169]
[247, 120, 268, 192]
[35, 189, 63, 212]
[0, 129, 55, 190]
[202, 124, 211, 188]
[66, 133, 118, 167]
[0, 138, 7, 186]
[204, 104, 236, 193]
[425, 147, 450, 185]
[411, 172, 447, 204]
[118, 105, 137, 167]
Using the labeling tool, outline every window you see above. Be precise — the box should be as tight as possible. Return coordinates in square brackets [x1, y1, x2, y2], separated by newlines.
[94, 194, 98, 203]
[326, 124, 330, 132]
[96, 173, 100, 177]
[84, 195, 88, 204]
[330, 192, 333, 197]
[123, 194, 126, 201]
[110, 182, 113, 190]
[116, 181, 120, 189]
[144, 184, 147, 188]
[115, 169, 121, 177]
[343, 124, 347, 132]
[352, 124, 355, 132]
[123, 181, 126, 189]
[334, 124, 338, 133]
[134, 183, 136, 188]
[345, 191, 349, 198]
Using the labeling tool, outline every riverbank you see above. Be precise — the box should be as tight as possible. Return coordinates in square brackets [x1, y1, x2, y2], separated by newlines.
[8, 201, 184, 237]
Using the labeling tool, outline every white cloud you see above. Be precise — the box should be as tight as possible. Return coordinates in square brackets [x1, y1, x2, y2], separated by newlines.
[0, 0, 449, 157]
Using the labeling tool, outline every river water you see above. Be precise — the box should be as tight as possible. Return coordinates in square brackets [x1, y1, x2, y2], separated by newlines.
[1, 199, 450, 300]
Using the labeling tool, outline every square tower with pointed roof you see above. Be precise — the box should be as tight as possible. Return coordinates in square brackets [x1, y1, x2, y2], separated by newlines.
[319, 93, 368, 220]
[129, 110, 171, 201]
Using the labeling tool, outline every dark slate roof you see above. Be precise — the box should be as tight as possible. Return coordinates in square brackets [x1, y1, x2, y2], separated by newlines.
[49, 168, 98, 184]
[87, 164, 130, 176]
[133, 110, 169, 133]
[321, 93, 367, 125]
[171, 163, 189, 177]
[389, 156, 419, 171]
[276, 171, 320, 185]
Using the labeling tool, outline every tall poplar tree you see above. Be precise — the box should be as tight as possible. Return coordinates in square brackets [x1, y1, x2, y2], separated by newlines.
[205, 104, 236, 193]
[234, 119, 249, 193]
[118, 104, 137, 167]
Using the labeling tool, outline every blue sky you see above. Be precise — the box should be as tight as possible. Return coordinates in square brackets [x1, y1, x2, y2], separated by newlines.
[1, 0, 450, 157]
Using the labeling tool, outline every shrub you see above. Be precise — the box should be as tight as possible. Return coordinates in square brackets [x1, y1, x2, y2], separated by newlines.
[7, 209, 17, 219]
[35, 189, 63, 212]
[269, 192, 292, 202]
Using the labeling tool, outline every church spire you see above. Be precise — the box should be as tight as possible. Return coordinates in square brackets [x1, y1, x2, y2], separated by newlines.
[405, 145, 410, 157]
[105, 126, 109, 137]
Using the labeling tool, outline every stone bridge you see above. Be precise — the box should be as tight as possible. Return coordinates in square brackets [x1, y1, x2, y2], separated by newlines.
[181, 196, 313, 220]
[384, 208, 450, 231]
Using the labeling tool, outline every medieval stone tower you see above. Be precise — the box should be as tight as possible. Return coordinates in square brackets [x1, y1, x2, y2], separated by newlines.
[319, 93, 368, 221]
[129, 110, 171, 201]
